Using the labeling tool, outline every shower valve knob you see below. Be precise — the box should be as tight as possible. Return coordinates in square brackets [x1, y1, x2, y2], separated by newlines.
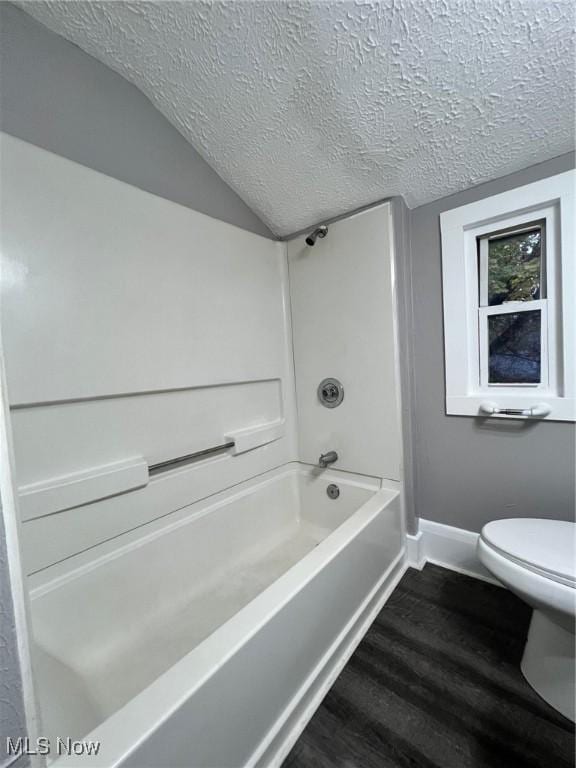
[317, 378, 344, 408]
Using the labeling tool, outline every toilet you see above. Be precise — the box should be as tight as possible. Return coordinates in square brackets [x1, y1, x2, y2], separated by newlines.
[478, 518, 576, 722]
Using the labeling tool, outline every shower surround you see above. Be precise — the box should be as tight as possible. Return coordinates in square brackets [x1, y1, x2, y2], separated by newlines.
[1, 133, 406, 766]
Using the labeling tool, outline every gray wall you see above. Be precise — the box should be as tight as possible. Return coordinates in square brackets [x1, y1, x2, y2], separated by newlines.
[409, 152, 576, 533]
[0, 3, 271, 238]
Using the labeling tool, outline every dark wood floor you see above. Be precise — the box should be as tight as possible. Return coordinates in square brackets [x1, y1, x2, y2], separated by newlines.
[283, 564, 575, 768]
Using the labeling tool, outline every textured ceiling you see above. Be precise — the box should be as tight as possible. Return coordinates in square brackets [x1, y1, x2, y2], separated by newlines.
[19, 1, 576, 236]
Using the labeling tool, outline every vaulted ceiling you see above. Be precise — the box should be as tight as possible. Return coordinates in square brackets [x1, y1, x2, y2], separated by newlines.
[19, 1, 575, 237]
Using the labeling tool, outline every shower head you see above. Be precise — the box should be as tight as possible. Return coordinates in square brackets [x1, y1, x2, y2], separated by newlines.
[305, 225, 328, 246]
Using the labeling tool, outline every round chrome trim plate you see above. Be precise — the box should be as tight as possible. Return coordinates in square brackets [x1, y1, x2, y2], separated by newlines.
[318, 377, 344, 408]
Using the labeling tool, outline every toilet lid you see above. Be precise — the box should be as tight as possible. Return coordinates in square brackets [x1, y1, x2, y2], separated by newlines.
[481, 519, 576, 587]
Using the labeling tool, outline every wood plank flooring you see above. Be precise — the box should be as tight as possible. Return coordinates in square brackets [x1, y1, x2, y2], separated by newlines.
[283, 564, 575, 768]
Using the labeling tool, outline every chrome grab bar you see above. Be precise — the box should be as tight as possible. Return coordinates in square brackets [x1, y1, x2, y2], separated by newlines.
[149, 440, 235, 473]
[479, 402, 551, 418]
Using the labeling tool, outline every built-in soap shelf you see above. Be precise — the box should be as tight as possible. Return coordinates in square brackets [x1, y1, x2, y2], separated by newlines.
[225, 419, 285, 455]
[18, 419, 285, 522]
[18, 457, 149, 523]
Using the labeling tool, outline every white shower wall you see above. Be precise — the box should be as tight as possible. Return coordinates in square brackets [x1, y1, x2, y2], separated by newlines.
[288, 206, 402, 481]
[1, 134, 403, 578]
[0, 134, 298, 574]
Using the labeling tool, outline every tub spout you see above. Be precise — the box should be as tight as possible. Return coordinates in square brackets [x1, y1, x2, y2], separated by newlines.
[319, 451, 338, 468]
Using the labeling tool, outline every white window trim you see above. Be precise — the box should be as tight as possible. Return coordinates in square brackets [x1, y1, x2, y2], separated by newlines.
[441, 170, 575, 422]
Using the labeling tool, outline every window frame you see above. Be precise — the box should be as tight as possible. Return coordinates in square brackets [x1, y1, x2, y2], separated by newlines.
[440, 170, 574, 421]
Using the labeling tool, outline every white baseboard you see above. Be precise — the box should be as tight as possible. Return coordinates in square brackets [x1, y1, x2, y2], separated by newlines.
[405, 529, 425, 569]
[407, 518, 500, 585]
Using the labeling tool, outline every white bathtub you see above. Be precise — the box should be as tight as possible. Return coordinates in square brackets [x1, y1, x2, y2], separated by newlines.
[30, 463, 404, 767]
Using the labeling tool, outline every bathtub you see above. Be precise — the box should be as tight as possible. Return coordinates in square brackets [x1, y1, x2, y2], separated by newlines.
[30, 462, 405, 767]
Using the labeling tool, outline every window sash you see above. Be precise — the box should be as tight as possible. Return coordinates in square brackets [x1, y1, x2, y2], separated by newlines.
[478, 221, 546, 308]
[465, 205, 558, 397]
[478, 300, 548, 389]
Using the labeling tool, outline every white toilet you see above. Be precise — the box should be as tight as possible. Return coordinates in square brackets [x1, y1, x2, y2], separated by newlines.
[478, 518, 576, 722]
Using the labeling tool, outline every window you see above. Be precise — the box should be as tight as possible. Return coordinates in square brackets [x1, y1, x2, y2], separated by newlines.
[478, 221, 550, 390]
[440, 171, 574, 421]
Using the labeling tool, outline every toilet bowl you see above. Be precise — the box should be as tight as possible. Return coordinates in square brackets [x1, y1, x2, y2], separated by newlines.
[478, 518, 576, 722]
